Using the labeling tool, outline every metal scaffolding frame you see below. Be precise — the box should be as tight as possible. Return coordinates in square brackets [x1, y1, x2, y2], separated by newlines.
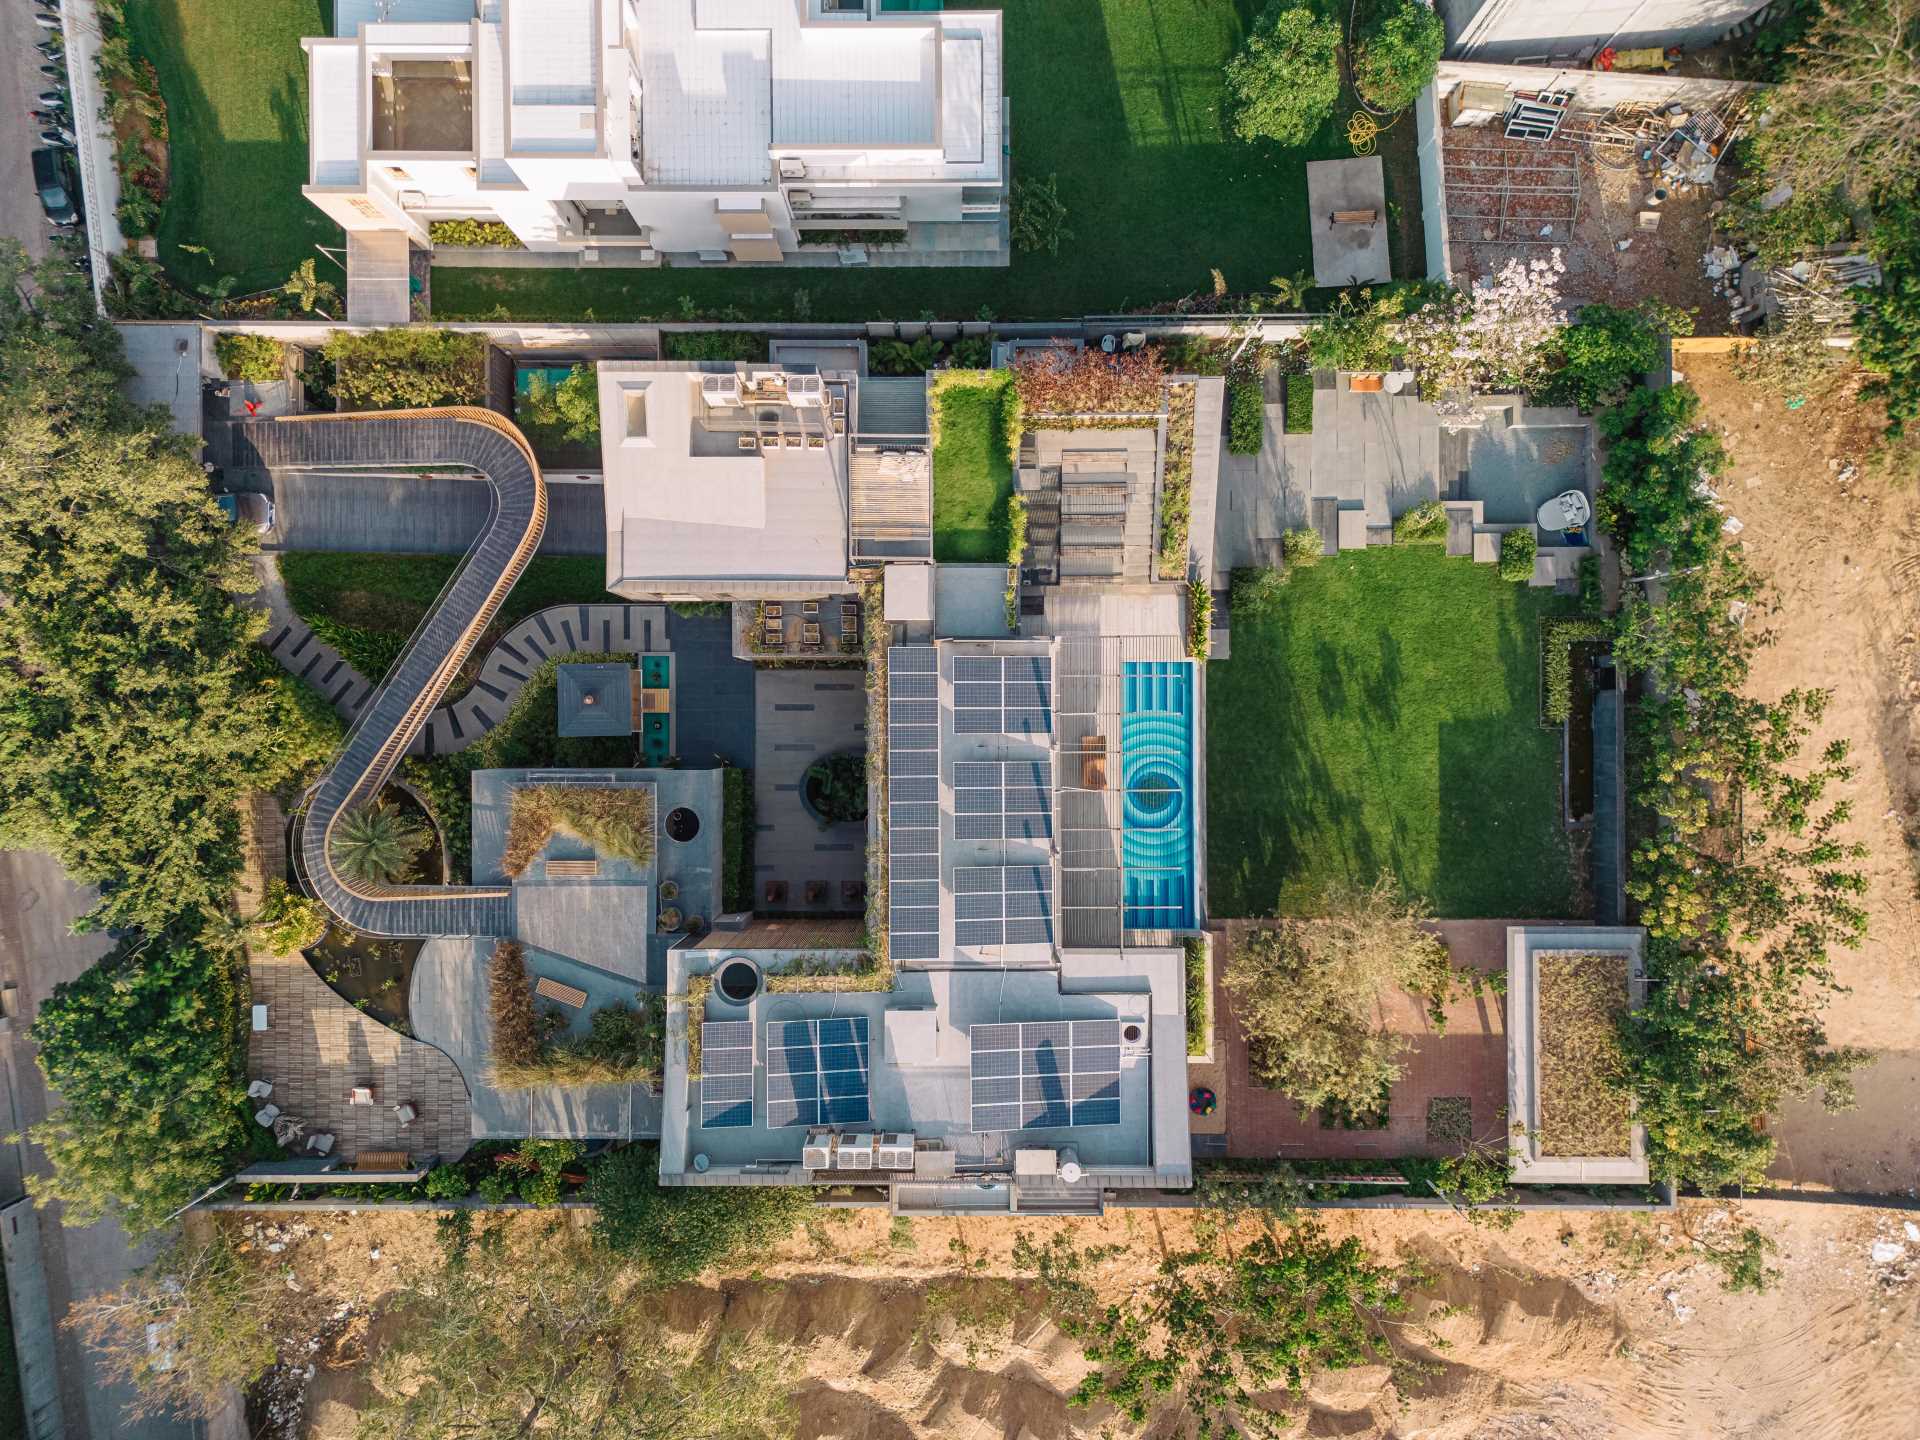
[1443, 134, 1583, 248]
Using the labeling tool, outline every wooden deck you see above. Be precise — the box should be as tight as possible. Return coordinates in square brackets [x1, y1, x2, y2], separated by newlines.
[850, 447, 932, 560]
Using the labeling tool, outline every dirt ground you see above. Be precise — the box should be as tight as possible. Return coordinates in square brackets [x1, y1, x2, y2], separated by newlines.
[1679, 353, 1920, 1192]
[244, 1196, 1920, 1440]
[1444, 129, 1724, 327]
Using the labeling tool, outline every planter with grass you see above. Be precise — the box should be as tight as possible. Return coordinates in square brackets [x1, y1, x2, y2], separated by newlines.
[800, 752, 869, 828]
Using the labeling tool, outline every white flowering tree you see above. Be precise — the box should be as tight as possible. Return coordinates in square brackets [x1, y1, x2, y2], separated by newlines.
[1403, 250, 1568, 399]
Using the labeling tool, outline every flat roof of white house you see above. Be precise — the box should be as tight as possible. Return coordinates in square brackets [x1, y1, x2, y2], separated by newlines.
[598, 362, 852, 589]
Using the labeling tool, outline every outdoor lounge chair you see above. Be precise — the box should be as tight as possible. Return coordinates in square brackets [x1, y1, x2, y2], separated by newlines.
[394, 1102, 418, 1127]
[348, 1085, 375, 1106]
[246, 1079, 274, 1100]
[254, 1104, 281, 1128]
[307, 1133, 334, 1157]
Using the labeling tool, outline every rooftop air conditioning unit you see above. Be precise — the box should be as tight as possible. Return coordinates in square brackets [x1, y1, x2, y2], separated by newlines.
[786, 374, 824, 408]
[702, 372, 741, 407]
[801, 1130, 837, 1171]
[835, 1132, 876, 1169]
[789, 189, 813, 206]
[875, 1133, 916, 1170]
[779, 157, 807, 180]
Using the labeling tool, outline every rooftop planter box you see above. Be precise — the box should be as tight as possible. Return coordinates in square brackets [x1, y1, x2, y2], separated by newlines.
[1506, 926, 1648, 1184]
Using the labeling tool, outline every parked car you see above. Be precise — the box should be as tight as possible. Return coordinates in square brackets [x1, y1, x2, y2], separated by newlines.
[31, 148, 74, 225]
[216, 492, 275, 535]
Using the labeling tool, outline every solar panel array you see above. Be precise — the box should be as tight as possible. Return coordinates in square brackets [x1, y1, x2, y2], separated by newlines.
[951, 865, 1055, 948]
[699, 1020, 755, 1129]
[767, 1017, 871, 1128]
[952, 760, 1054, 843]
[887, 645, 941, 961]
[969, 1020, 1124, 1131]
[952, 654, 1053, 736]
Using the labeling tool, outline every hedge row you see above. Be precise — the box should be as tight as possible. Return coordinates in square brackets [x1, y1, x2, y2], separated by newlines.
[1540, 615, 1614, 723]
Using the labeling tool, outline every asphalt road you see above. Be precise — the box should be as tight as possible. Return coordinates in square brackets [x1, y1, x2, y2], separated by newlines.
[0, 853, 201, 1440]
[0, 0, 60, 263]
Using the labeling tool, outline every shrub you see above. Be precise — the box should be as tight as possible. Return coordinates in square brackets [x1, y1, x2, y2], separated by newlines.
[1594, 384, 1726, 573]
[802, 753, 868, 825]
[796, 227, 907, 248]
[324, 328, 486, 410]
[1858, 195, 1920, 438]
[1158, 382, 1197, 578]
[423, 1164, 469, 1200]
[1392, 498, 1446, 544]
[1499, 528, 1538, 582]
[1184, 937, 1210, 1053]
[428, 218, 523, 248]
[662, 331, 769, 362]
[1188, 583, 1213, 661]
[502, 783, 656, 878]
[722, 767, 754, 911]
[248, 879, 326, 955]
[214, 332, 282, 384]
[1352, 0, 1444, 113]
[516, 363, 600, 450]
[1540, 615, 1614, 722]
[871, 333, 943, 375]
[1227, 376, 1264, 454]
[1231, 565, 1286, 612]
[488, 940, 541, 1071]
[1011, 346, 1166, 415]
[1281, 526, 1322, 570]
[1010, 174, 1072, 256]
[1537, 951, 1633, 1156]
[1225, 4, 1342, 146]
[1284, 370, 1314, 432]
[1303, 288, 1402, 372]
[586, 1144, 813, 1286]
[491, 996, 668, 1091]
[1542, 303, 1674, 411]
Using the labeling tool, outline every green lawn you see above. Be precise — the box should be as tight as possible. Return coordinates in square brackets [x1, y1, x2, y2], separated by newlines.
[930, 373, 1016, 562]
[1207, 549, 1579, 919]
[130, 0, 343, 292]
[279, 552, 610, 681]
[433, 0, 1423, 322]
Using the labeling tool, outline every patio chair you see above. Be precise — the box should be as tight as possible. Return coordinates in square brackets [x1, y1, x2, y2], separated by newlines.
[347, 1085, 375, 1107]
[307, 1132, 335, 1157]
[841, 880, 865, 906]
[246, 1079, 274, 1100]
[764, 880, 789, 906]
[251, 1004, 269, 1031]
[394, 1102, 418, 1128]
[254, 1104, 281, 1128]
[805, 880, 827, 905]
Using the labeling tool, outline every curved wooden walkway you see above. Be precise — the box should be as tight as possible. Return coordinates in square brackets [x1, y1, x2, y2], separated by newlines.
[236, 410, 547, 938]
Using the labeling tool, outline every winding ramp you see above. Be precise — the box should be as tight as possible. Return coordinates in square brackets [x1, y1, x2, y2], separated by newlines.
[235, 409, 548, 938]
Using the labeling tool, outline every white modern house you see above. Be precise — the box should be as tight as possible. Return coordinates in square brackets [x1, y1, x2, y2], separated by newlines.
[303, 0, 1008, 313]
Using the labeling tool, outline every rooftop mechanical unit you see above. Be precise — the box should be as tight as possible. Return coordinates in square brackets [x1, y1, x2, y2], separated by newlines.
[701, 372, 742, 407]
[835, 1132, 876, 1169]
[787, 373, 825, 407]
[875, 1133, 916, 1170]
[801, 1130, 837, 1171]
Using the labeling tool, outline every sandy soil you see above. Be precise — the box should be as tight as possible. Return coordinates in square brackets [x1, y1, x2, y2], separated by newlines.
[1678, 355, 1920, 1193]
[262, 1199, 1919, 1440]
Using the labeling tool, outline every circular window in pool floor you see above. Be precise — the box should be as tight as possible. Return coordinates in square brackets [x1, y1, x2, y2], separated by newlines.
[665, 807, 700, 842]
[716, 958, 761, 1004]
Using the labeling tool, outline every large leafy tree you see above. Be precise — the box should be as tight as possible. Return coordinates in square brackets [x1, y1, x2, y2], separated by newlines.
[1857, 197, 1920, 436]
[0, 241, 276, 935]
[1593, 384, 1727, 575]
[27, 936, 246, 1232]
[584, 1144, 812, 1286]
[329, 799, 431, 885]
[1223, 877, 1462, 1116]
[1352, 0, 1444, 113]
[1225, 4, 1342, 146]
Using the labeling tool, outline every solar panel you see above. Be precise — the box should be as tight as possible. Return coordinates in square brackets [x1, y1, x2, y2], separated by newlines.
[765, 1018, 871, 1129]
[955, 787, 1002, 814]
[889, 645, 936, 673]
[892, 852, 939, 882]
[891, 670, 937, 699]
[953, 867, 1001, 893]
[953, 682, 1002, 709]
[890, 699, 938, 726]
[1006, 917, 1054, 944]
[890, 802, 939, 829]
[892, 827, 938, 855]
[892, 879, 938, 909]
[954, 892, 1002, 921]
[954, 813, 1002, 840]
[967, 1018, 1128, 1132]
[893, 748, 937, 778]
[954, 709, 1002, 734]
[699, 1023, 757, 1129]
[954, 761, 1000, 787]
[891, 776, 937, 804]
[891, 932, 941, 961]
[953, 656, 1000, 682]
[955, 919, 1004, 947]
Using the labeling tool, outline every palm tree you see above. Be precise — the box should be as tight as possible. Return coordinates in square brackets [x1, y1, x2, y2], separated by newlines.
[329, 801, 431, 886]
[1268, 270, 1315, 309]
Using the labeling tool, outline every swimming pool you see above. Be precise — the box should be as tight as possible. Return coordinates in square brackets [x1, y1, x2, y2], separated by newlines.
[1121, 660, 1196, 930]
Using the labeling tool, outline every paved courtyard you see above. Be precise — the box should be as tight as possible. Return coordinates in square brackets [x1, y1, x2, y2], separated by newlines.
[1203, 919, 1538, 1162]
[247, 950, 472, 1165]
[752, 668, 869, 913]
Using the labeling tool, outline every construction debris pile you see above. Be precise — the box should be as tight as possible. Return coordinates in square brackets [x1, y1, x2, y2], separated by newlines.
[1704, 244, 1882, 330]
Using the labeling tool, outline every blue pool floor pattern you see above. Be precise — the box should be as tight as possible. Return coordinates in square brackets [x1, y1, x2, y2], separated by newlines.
[1121, 661, 1196, 930]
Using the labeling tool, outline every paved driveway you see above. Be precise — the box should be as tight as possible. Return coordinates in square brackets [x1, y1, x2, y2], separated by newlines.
[0, 0, 58, 264]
